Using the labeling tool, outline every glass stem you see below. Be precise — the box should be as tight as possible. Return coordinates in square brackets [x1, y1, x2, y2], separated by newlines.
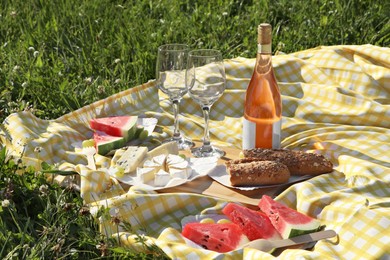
[202, 106, 212, 151]
[172, 99, 181, 140]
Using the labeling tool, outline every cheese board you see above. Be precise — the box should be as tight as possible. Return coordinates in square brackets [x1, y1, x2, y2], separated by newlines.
[156, 143, 295, 207]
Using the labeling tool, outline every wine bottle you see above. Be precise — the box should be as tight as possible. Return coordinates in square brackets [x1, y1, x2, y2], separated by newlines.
[243, 23, 282, 149]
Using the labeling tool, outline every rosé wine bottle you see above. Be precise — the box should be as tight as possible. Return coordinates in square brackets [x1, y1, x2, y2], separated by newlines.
[243, 23, 282, 149]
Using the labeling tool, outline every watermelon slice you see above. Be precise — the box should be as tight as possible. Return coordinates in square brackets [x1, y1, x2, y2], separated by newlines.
[181, 222, 249, 253]
[93, 131, 125, 155]
[90, 116, 138, 141]
[258, 195, 321, 239]
[222, 203, 281, 241]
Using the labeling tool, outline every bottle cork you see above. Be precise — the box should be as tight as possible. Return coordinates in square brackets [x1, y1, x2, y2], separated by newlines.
[258, 23, 272, 45]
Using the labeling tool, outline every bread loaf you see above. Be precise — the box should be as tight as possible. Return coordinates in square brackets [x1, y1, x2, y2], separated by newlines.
[226, 159, 290, 187]
[242, 148, 333, 176]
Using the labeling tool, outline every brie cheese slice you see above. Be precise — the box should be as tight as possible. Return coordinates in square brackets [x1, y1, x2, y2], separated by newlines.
[153, 154, 167, 169]
[167, 154, 185, 165]
[154, 169, 171, 186]
[143, 159, 164, 172]
[137, 167, 155, 184]
[169, 160, 189, 170]
[170, 167, 189, 179]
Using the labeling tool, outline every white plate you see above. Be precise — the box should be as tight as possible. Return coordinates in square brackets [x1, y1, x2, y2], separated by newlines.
[115, 157, 218, 190]
[208, 165, 313, 191]
[136, 117, 158, 135]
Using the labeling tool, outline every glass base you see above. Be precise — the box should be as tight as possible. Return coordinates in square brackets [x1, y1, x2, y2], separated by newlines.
[163, 136, 194, 150]
[191, 145, 225, 158]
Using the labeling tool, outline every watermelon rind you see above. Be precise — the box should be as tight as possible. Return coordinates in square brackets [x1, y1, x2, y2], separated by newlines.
[284, 223, 321, 238]
[94, 131, 125, 155]
[134, 126, 144, 138]
[125, 126, 137, 142]
[259, 195, 321, 239]
[116, 116, 138, 141]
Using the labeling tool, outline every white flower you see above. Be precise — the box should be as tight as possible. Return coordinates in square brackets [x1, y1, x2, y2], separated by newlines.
[222, 12, 228, 16]
[39, 184, 49, 195]
[2, 199, 10, 208]
[97, 85, 105, 94]
[33, 51, 39, 57]
[13, 65, 20, 72]
[28, 47, 35, 52]
[114, 79, 121, 84]
[85, 77, 93, 84]
[114, 58, 121, 64]
[34, 146, 43, 153]
[22, 82, 28, 88]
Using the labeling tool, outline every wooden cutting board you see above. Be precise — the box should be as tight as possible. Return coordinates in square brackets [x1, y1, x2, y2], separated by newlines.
[157, 143, 291, 207]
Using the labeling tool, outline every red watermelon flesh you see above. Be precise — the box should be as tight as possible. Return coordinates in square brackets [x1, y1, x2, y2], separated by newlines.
[222, 203, 281, 241]
[258, 195, 321, 239]
[93, 131, 125, 155]
[182, 222, 248, 253]
[90, 116, 138, 141]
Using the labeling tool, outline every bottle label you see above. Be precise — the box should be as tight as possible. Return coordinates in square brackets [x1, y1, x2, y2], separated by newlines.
[242, 118, 281, 149]
[258, 43, 271, 54]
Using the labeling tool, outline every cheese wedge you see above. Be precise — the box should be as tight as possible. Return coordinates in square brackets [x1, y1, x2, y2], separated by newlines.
[154, 169, 171, 186]
[146, 141, 179, 159]
[143, 159, 164, 172]
[153, 154, 167, 170]
[166, 154, 185, 165]
[115, 146, 148, 173]
[170, 167, 189, 179]
[137, 167, 156, 184]
[169, 160, 189, 170]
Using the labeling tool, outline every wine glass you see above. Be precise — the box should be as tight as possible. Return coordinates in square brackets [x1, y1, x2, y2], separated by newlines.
[186, 49, 226, 158]
[156, 44, 194, 150]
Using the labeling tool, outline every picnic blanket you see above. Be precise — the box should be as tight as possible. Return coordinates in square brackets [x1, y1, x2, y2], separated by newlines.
[1, 44, 390, 259]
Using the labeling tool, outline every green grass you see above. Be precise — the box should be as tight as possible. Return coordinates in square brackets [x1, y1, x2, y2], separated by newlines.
[0, 0, 389, 258]
[1, 0, 389, 122]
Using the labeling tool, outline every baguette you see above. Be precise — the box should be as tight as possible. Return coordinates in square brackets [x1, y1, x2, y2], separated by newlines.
[242, 148, 333, 176]
[226, 159, 290, 187]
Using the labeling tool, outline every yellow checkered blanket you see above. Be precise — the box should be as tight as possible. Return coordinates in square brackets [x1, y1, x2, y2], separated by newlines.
[1, 45, 390, 259]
